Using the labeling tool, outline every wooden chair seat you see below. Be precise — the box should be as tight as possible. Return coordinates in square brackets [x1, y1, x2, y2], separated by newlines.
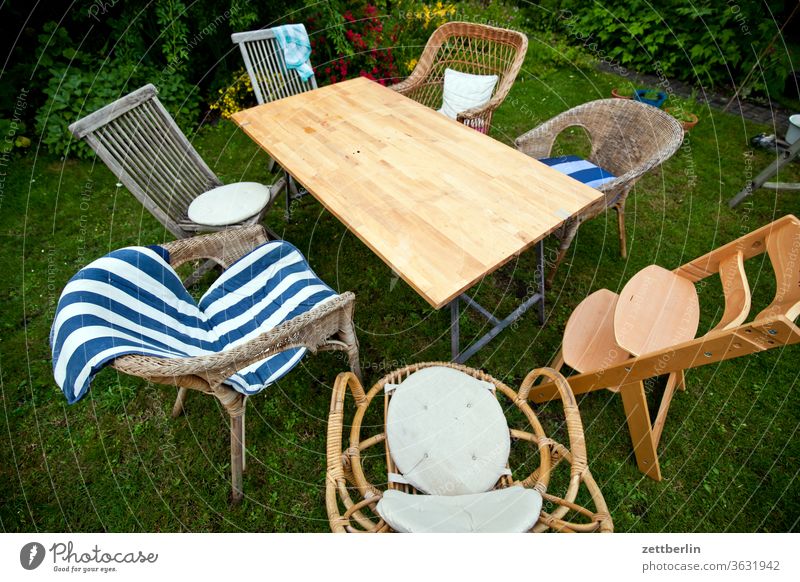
[615, 265, 700, 356]
[562, 289, 630, 379]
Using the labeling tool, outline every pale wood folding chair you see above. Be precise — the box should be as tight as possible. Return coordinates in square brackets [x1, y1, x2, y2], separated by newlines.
[538, 215, 800, 480]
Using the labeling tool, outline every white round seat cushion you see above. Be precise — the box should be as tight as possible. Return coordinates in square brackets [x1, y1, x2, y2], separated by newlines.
[385, 366, 511, 496]
[187, 182, 272, 227]
[376, 486, 542, 533]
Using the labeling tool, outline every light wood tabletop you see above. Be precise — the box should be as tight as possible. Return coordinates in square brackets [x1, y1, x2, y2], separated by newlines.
[233, 77, 604, 309]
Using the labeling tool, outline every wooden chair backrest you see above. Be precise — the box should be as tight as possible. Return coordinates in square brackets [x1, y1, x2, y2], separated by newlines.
[68, 84, 221, 239]
[674, 214, 800, 327]
[231, 28, 318, 105]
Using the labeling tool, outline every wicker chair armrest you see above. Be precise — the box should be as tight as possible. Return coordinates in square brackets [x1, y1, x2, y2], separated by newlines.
[389, 77, 420, 95]
[113, 292, 356, 384]
[594, 146, 678, 198]
[519, 367, 588, 476]
[514, 115, 577, 159]
[160, 225, 273, 270]
[455, 97, 501, 122]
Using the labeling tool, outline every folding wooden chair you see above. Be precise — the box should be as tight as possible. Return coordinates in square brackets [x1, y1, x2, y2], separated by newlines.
[538, 215, 800, 480]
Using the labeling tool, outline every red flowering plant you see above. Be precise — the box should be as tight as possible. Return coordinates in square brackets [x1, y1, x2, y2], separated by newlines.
[308, 3, 400, 86]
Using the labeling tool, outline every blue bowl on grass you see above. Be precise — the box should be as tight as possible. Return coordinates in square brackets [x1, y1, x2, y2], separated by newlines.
[634, 89, 667, 108]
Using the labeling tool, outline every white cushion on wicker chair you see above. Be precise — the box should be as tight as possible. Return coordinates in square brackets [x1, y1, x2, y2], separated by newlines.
[439, 68, 498, 119]
[377, 486, 542, 533]
[187, 182, 272, 226]
[385, 366, 510, 496]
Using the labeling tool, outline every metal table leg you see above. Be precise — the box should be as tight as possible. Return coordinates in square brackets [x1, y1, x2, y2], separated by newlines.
[729, 139, 800, 208]
[450, 240, 546, 363]
[450, 296, 460, 360]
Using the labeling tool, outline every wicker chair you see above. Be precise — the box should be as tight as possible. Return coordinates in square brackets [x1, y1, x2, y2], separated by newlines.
[68, 84, 284, 241]
[59, 226, 361, 503]
[515, 99, 684, 286]
[326, 362, 612, 533]
[391, 21, 528, 133]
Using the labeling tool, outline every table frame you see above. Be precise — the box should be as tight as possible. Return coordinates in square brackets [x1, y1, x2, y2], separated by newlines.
[450, 240, 546, 362]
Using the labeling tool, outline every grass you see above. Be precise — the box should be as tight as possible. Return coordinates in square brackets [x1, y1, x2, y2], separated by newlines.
[1, 52, 799, 533]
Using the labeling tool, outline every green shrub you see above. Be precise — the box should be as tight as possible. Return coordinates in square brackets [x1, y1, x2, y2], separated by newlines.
[552, 0, 789, 95]
[35, 63, 201, 159]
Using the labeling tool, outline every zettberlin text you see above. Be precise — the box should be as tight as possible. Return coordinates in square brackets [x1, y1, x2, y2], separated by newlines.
[642, 544, 701, 554]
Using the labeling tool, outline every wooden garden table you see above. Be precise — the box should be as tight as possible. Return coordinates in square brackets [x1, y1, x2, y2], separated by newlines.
[232, 77, 604, 361]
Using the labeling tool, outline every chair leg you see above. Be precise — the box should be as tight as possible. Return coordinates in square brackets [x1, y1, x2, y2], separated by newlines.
[230, 412, 245, 503]
[182, 259, 218, 287]
[548, 347, 565, 371]
[652, 373, 682, 450]
[284, 173, 292, 222]
[172, 387, 189, 418]
[616, 202, 627, 259]
[347, 346, 362, 383]
[619, 381, 662, 481]
[546, 221, 580, 288]
[674, 369, 686, 392]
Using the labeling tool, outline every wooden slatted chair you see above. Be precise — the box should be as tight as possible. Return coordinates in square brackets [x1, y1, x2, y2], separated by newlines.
[231, 27, 318, 105]
[515, 99, 684, 287]
[231, 27, 318, 219]
[535, 215, 800, 480]
[69, 84, 284, 242]
[391, 21, 528, 134]
[326, 363, 613, 533]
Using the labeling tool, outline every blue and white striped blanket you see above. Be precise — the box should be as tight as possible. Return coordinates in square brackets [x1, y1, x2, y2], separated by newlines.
[273, 24, 314, 82]
[51, 241, 337, 404]
[539, 155, 616, 189]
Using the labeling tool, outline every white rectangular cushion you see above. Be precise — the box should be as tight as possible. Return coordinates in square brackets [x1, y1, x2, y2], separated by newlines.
[438, 68, 498, 119]
[377, 486, 542, 533]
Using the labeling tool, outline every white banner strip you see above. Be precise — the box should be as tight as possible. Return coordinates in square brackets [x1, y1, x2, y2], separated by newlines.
[0, 533, 797, 580]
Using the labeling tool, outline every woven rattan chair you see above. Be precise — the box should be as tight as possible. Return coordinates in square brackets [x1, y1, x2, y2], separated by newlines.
[55, 226, 361, 503]
[69, 84, 284, 242]
[326, 362, 612, 533]
[515, 99, 684, 286]
[391, 21, 527, 133]
[232, 27, 318, 219]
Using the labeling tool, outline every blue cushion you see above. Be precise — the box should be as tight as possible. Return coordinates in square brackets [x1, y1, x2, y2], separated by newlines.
[539, 154, 616, 188]
[51, 241, 336, 404]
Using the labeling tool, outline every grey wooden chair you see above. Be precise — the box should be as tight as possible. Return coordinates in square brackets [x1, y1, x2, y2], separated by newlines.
[69, 84, 284, 243]
[231, 28, 318, 105]
[232, 27, 318, 219]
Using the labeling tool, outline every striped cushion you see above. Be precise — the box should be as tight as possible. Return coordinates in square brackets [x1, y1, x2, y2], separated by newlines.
[539, 155, 616, 188]
[51, 241, 336, 404]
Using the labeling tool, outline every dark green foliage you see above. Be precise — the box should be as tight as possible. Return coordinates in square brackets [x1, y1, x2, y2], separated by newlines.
[547, 0, 793, 96]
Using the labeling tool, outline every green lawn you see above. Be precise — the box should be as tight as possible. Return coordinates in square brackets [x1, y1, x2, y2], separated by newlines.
[2, 57, 798, 532]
